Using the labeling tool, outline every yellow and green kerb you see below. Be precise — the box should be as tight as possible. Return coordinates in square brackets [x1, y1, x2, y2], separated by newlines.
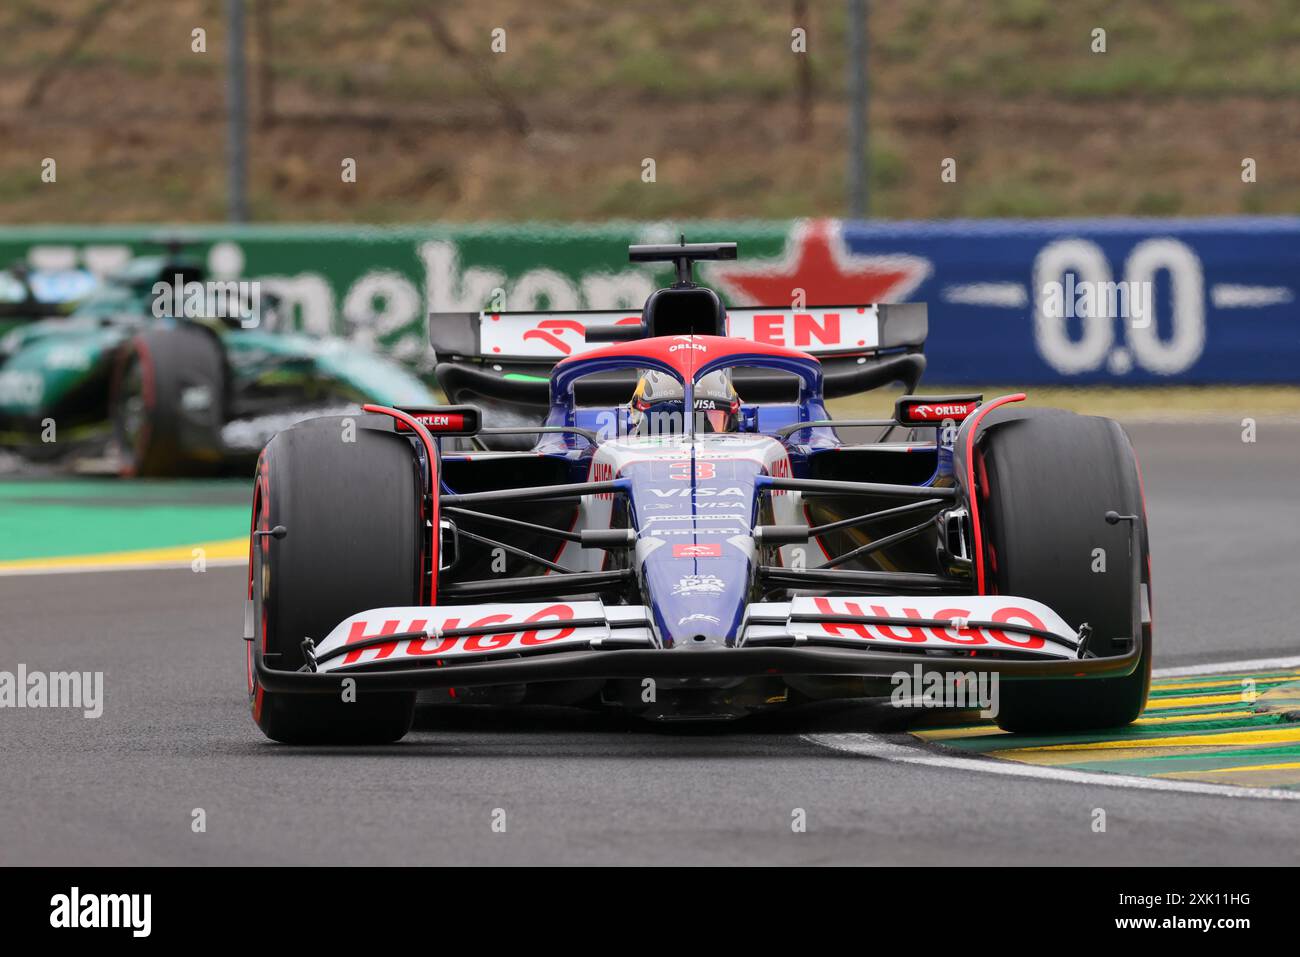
[913, 667, 1300, 790]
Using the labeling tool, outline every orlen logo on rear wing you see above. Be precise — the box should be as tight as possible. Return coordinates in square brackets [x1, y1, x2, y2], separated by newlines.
[471, 308, 881, 359]
[480, 312, 641, 358]
[727, 306, 878, 352]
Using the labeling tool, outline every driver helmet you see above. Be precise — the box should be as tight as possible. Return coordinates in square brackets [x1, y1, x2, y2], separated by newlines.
[629, 369, 740, 436]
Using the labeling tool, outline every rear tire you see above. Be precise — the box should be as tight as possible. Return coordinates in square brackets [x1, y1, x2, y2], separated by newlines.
[111, 323, 226, 477]
[977, 408, 1152, 733]
[249, 416, 421, 744]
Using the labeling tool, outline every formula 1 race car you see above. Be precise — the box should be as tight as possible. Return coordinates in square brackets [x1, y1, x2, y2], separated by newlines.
[246, 241, 1152, 743]
[0, 250, 436, 475]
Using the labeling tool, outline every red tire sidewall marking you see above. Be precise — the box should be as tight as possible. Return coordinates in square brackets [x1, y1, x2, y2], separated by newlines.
[112, 337, 156, 477]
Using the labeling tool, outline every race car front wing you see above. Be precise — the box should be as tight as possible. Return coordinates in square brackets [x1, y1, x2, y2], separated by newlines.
[250, 589, 1144, 696]
[251, 500, 1144, 696]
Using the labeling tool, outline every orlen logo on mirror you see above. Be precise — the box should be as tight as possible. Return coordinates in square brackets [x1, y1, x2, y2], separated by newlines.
[901, 401, 978, 422]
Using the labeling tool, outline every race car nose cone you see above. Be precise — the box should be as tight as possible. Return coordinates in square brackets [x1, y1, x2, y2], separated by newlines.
[619, 439, 771, 649]
[680, 627, 729, 649]
[640, 553, 748, 649]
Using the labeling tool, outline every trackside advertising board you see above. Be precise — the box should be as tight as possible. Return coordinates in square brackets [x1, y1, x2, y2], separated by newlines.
[1, 217, 1296, 384]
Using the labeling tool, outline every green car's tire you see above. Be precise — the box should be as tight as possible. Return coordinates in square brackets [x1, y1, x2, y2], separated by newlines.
[111, 323, 226, 477]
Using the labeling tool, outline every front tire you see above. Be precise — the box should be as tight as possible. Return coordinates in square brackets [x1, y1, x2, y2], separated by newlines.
[976, 408, 1152, 733]
[249, 416, 421, 744]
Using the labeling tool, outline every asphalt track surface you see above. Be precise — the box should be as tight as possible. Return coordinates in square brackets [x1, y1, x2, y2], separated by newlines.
[1, 422, 1297, 865]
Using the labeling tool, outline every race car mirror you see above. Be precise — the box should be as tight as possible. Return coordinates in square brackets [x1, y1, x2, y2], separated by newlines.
[390, 405, 482, 436]
[894, 394, 984, 427]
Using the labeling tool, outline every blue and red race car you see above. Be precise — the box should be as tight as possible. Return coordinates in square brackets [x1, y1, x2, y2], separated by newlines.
[245, 241, 1152, 743]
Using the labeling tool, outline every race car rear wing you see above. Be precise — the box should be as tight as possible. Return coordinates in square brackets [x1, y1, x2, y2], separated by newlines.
[428, 303, 925, 363]
[429, 303, 927, 407]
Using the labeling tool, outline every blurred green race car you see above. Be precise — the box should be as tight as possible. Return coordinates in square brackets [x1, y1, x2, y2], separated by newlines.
[0, 252, 436, 475]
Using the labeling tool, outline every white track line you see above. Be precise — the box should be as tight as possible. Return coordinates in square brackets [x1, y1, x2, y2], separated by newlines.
[804, 657, 1300, 802]
[804, 733, 1300, 800]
